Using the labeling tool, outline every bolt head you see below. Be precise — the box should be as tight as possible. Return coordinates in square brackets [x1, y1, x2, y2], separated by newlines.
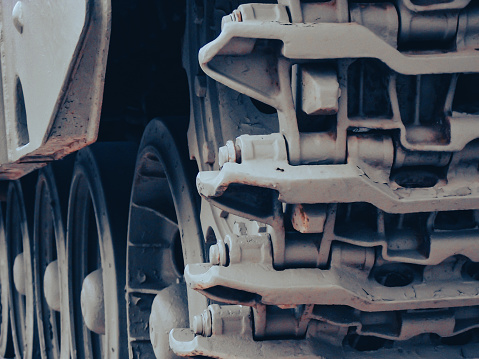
[219, 140, 239, 167]
[211, 240, 228, 266]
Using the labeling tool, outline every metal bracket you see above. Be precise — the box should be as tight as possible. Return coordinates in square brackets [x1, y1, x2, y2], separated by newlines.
[197, 159, 479, 214]
[198, 3, 479, 165]
[199, 7, 479, 93]
[169, 327, 479, 359]
[169, 327, 337, 359]
[312, 306, 479, 341]
[184, 260, 479, 312]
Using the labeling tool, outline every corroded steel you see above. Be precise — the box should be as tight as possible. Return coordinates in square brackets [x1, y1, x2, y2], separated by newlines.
[0, 0, 111, 179]
[0, 0, 478, 358]
[175, 1, 479, 358]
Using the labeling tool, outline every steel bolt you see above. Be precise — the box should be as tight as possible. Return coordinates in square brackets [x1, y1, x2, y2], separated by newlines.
[218, 140, 240, 167]
[193, 308, 212, 337]
[13, 253, 25, 295]
[192, 314, 203, 334]
[209, 239, 227, 266]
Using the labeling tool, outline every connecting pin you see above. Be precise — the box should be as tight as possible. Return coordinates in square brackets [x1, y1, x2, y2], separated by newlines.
[193, 307, 212, 337]
[218, 140, 241, 167]
[192, 305, 252, 337]
[209, 239, 228, 266]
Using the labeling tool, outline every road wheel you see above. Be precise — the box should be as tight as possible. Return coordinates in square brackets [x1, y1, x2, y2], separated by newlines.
[67, 143, 136, 359]
[0, 186, 14, 358]
[33, 159, 74, 359]
[126, 119, 206, 359]
[6, 177, 40, 359]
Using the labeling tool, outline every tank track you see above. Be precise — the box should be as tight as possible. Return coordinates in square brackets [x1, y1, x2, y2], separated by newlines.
[171, 0, 479, 357]
[0, 1, 478, 359]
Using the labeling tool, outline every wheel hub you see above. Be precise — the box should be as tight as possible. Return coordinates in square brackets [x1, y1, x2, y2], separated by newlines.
[13, 252, 25, 295]
[150, 283, 189, 359]
[43, 259, 61, 311]
[80, 268, 105, 335]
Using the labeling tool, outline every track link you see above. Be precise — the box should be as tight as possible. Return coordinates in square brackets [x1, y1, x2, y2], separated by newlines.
[172, 0, 479, 358]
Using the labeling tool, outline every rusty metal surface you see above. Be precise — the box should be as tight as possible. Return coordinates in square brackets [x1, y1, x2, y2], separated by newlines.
[179, 1, 479, 357]
[0, 0, 111, 179]
[0, 162, 45, 181]
[0, 0, 87, 160]
[3, 0, 475, 357]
